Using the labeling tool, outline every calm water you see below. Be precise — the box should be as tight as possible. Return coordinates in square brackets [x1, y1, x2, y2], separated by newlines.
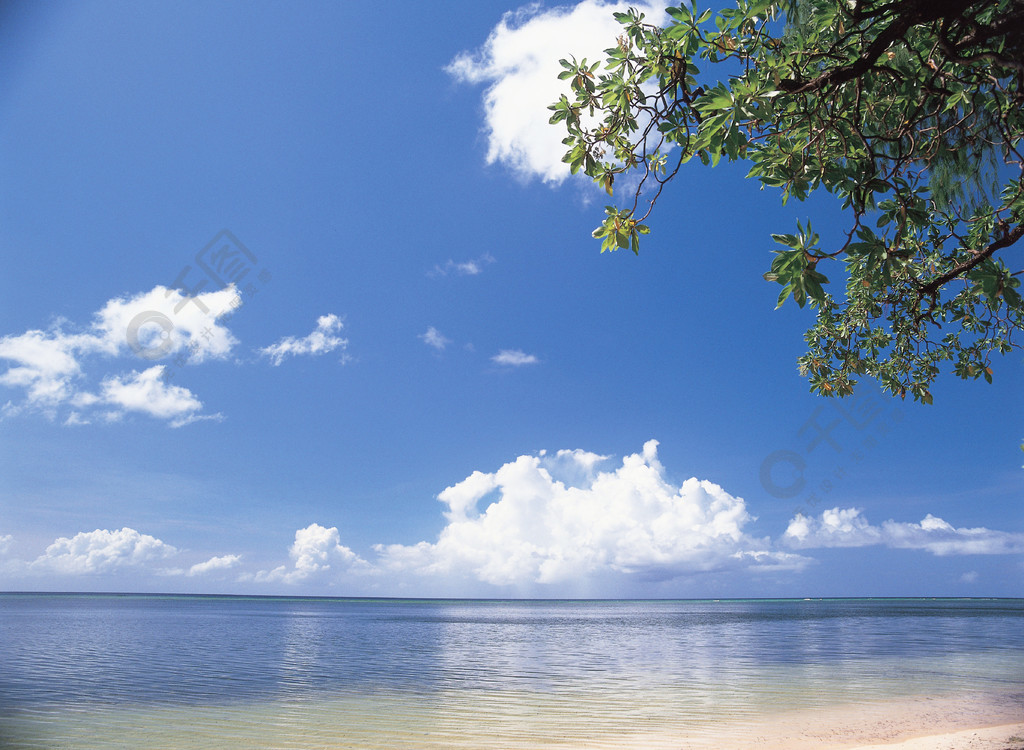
[0, 595, 1022, 748]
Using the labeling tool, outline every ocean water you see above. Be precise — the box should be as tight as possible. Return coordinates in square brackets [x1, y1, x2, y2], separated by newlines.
[0, 595, 1021, 749]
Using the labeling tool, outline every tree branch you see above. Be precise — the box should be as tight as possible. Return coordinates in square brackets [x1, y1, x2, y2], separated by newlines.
[779, 0, 978, 95]
[918, 222, 1024, 297]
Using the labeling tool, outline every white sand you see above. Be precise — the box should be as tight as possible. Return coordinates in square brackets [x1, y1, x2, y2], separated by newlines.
[663, 692, 1024, 749]
[851, 723, 1024, 749]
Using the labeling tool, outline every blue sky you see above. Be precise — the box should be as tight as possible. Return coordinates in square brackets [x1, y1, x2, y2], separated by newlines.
[0, 0, 1021, 598]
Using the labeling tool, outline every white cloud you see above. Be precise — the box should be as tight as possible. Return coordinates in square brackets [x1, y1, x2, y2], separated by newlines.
[0, 534, 11, 554]
[783, 507, 881, 548]
[188, 554, 242, 577]
[32, 527, 178, 575]
[448, 1, 663, 183]
[260, 314, 347, 366]
[420, 327, 452, 351]
[492, 349, 539, 366]
[100, 366, 211, 427]
[374, 440, 805, 587]
[0, 285, 240, 425]
[429, 253, 496, 278]
[254, 523, 367, 584]
[784, 507, 1024, 555]
[13, 527, 246, 581]
[94, 285, 240, 364]
[0, 329, 95, 407]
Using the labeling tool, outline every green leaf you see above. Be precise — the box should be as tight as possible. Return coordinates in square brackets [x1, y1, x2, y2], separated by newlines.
[551, 0, 1024, 402]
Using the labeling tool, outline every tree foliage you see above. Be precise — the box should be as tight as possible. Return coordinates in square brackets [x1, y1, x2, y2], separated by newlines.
[550, 0, 1024, 403]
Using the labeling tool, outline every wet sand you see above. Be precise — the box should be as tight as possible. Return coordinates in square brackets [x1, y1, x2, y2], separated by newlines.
[1, 688, 1020, 749]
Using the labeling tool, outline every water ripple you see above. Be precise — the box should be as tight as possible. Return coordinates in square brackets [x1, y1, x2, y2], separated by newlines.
[1, 596, 1021, 748]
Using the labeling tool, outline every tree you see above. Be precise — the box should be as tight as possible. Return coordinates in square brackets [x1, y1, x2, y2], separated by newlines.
[549, 0, 1024, 403]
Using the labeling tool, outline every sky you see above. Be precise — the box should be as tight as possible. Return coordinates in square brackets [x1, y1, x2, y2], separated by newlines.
[0, 0, 1021, 599]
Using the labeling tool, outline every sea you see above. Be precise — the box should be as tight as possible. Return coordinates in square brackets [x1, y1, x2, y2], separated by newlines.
[0, 595, 1021, 749]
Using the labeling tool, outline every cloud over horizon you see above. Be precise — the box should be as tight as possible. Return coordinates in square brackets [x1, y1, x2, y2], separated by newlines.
[251, 523, 368, 584]
[7, 448, 1023, 593]
[31, 527, 179, 575]
[374, 440, 805, 587]
[188, 554, 242, 577]
[784, 507, 1024, 555]
[10, 527, 244, 580]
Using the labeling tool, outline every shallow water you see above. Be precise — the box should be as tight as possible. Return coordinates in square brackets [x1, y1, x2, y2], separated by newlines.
[1, 595, 1021, 748]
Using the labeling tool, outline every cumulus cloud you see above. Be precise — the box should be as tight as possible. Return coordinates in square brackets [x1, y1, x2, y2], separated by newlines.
[374, 440, 805, 587]
[95, 285, 240, 363]
[99, 366, 215, 427]
[492, 349, 539, 366]
[0, 329, 95, 407]
[448, 1, 663, 183]
[32, 527, 178, 575]
[420, 327, 452, 351]
[188, 554, 242, 577]
[254, 523, 367, 584]
[10, 527, 247, 580]
[0, 285, 239, 425]
[429, 253, 496, 278]
[784, 507, 1024, 555]
[260, 314, 347, 366]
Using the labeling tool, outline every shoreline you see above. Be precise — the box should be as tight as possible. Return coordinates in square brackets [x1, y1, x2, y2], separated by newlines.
[1, 694, 1021, 749]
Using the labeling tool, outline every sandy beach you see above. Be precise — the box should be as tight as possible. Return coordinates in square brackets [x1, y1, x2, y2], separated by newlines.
[663, 692, 1024, 750]
[852, 724, 1024, 749]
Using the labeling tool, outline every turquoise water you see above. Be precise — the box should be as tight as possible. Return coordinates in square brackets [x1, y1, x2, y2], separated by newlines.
[1, 595, 1022, 748]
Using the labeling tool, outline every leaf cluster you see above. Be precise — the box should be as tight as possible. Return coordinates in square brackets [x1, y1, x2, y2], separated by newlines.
[550, 0, 1024, 402]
